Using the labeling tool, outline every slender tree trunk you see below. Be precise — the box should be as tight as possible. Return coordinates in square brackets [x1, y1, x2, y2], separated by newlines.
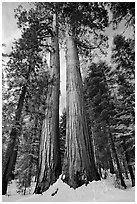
[123, 142, 135, 187]
[122, 159, 129, 179]
[98, 164, 102, 178]
[101, 61, 127, 187]
[62, 31, 100, 189]
[27, 128, 35, 189]
[26, 153, 33, 193]
[107, 147, 115, 174]
[127, 163, 135, 187]
[2, 83, 28, 195]
[107, 127, 127, 188]
[34, 13, 61, 194]
[91, 125, 97, 164]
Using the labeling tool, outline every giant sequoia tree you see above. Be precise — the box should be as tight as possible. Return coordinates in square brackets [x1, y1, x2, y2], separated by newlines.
[32, 2, 108, 191]
[63, 34, 100, 188]
[61, 3, 109, 188]
[4, 2, 135, 195]
[34, 6, 61, 194]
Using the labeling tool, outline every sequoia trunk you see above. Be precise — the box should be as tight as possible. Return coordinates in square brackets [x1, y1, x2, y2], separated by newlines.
[34, 13, 61, 194]
[62, 33, 100, 188]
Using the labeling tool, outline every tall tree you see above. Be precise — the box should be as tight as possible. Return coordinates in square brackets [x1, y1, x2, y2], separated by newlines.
[84, 62, 127, 188]
[62, 32, 100, 188]
[2, 45, 33, 195]
[14, 69, 49, 193]
[61, 2, 109, 188]
[34, 7, 61, 194]
[111, 35, 135, 187]
[2, 5, 50, 194]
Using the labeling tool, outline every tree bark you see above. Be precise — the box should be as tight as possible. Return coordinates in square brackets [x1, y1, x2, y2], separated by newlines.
[2, 84, 28, 195]
[107, 147, 115, 174]
[122, 159, 129, 179]
[123, 142, 135, 187]
[98, 164, 102, 178]
[34, 13, 61, 194]
[62, 32, 100, 189]
[107, 127, 127, 188]
[91, 125, 97, 164]
[126, 161, 135, 187]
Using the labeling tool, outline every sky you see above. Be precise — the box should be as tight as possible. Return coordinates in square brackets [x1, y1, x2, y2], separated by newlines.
[2, 2, 32, 52]
[2, 2, 133, 114]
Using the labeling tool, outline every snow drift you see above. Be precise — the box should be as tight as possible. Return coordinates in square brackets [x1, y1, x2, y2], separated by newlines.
[2, 174, 135, 202]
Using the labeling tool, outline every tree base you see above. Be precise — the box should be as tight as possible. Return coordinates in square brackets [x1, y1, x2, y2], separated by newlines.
[61, 169, 100, 189]
[2, 178, 8, 195]
[34, 166, 61, 194]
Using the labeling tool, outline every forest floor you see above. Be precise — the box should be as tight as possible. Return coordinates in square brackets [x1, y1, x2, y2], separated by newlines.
[2, 174, 135, 202]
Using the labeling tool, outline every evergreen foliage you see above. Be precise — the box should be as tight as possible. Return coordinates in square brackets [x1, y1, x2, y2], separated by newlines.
[109, 2, 135, 30]
[83, 61, 128, 189]
[2, 4, 51, 194]
[83, 62, 115, 169]
[111, 35, 135, 165]
[111, 35, 135, 187]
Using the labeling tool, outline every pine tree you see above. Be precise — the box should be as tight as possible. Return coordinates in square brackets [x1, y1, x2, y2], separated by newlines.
[15, 69, 49, 193]
[2, 44, 32, 195]
[84, 62, 127, 188]
[111, 35, 135, 187]
[2, 5, 50, 194]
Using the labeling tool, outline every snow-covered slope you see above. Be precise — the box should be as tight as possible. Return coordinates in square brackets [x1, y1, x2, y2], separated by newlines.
[2, 175, 135, 202]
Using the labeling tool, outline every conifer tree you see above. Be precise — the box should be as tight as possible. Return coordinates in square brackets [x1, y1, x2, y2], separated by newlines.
[84, 62, 127, 188]
[2, 5, 51, 194]
[34, 4, 61, 194]
[109, 2, 135, 30]
[111, 35, 135, 187]
[33, 2, 108, 191]
[61, 2, 109, 188]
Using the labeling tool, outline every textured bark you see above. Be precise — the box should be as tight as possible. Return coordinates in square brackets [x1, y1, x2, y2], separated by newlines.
[62, 33, 100, 189]
[34, 13, 61, 194]
[2, 85, 27, 195]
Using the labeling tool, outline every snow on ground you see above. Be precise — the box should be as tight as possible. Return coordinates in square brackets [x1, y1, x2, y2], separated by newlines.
[2, 174, 135, 202]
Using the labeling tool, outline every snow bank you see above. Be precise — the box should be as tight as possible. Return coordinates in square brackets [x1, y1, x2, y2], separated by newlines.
[2, 175, 135, 202]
